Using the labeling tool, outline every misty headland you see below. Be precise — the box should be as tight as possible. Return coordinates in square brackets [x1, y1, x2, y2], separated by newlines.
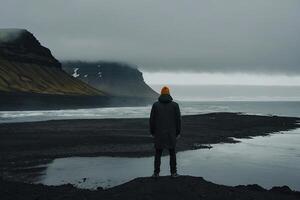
[0, 29, 158, 110]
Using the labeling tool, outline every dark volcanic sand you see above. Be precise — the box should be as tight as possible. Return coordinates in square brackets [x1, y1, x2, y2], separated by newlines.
[1, 176, 300, 200]
[0, 112, 299, 199]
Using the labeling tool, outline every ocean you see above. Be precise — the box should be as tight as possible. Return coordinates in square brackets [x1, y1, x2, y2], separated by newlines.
[0, 101, 299, 123]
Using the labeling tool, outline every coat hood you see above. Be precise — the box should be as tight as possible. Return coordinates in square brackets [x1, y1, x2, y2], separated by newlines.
[158, 94, 173, 103]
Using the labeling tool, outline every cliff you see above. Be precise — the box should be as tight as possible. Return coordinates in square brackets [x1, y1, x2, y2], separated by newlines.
[0, 29, 102, 95]
[62, 61, 158, 99]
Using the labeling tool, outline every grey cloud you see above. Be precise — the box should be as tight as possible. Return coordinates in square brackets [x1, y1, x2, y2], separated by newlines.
[0, 0, 299, 74]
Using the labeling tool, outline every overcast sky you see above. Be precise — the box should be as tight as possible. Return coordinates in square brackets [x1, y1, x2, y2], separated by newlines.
[1, 0, 300, 75]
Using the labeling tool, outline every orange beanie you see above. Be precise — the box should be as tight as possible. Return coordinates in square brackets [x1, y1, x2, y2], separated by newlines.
[161, 86, 170, 95]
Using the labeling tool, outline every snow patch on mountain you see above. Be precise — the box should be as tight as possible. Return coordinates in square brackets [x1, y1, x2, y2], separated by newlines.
[72, 68, 80, 78]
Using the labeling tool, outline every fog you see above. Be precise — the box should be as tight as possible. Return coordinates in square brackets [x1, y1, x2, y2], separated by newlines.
[0, 29, 24, 43]
[1, 0, 300, 74]
[149, 85, 300, 101]
[143, 72, 300, 86]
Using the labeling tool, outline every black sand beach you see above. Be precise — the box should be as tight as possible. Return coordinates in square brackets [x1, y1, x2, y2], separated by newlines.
[1, 176, 300, 200]
[0, 112, 300, 199]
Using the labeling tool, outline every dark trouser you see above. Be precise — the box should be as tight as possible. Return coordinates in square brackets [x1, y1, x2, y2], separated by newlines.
[154, 148, 177, 174]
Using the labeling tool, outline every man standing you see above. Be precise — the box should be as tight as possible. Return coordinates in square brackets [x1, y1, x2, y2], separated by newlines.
[150, 86, 181, 178]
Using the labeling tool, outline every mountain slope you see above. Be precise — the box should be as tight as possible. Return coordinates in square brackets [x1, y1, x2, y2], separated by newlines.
[62, 61, 158, 98]
[0, 29, 103, 95]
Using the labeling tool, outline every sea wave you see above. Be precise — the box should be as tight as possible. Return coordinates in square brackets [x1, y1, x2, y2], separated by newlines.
[0, 101, 299, 123]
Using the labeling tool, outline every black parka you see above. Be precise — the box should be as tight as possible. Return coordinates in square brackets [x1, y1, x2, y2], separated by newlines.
[149, 94, 181, 149]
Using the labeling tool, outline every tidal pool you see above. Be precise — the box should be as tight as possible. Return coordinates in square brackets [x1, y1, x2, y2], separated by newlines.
[36, 129, 300, 190]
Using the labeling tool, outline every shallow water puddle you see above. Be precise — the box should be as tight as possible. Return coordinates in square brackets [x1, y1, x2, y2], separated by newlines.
[36, 129, 300, 190]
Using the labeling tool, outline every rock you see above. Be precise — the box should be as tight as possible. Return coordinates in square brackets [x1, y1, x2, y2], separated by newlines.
[270, 185, 293, 193]
[235, 184, 266, 192]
